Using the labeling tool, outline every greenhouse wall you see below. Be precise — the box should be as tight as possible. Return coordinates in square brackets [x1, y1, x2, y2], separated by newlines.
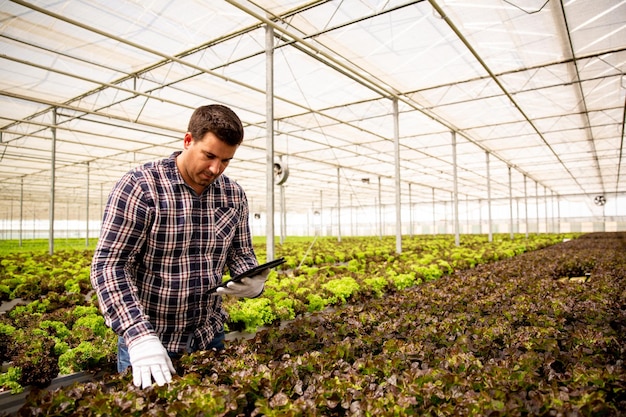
[2, 218, 624, 242]
[0, 192, 623, 241]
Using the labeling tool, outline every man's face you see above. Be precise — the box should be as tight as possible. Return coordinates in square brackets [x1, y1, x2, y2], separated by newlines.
[179, 131, 238, 193]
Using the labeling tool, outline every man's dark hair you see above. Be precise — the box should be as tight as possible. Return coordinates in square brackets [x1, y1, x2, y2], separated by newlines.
[187, 104, 244, 146]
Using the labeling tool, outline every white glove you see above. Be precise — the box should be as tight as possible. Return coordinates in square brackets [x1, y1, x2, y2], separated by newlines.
[128, 335, 176, 388]
[216, 268, 270, 298]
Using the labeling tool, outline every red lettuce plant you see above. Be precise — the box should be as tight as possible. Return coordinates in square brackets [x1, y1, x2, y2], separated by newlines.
[9, 232, 625, 416]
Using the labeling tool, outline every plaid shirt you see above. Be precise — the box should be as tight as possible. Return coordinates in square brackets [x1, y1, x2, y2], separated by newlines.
[91, 152, 258, 353]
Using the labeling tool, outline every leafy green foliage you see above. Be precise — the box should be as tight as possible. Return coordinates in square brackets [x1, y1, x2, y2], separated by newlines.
[0, 366, 22, 394]
[5, 232, 626, 416]
[58, 338, 117, 375]
[321, 276, 360, 303]
[0, 232, 586, 397]
[228, 298, 276, 333]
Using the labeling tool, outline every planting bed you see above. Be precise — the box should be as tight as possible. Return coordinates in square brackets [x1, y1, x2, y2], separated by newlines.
[2, 232, 625, 416]
[0, 233, 564, 395]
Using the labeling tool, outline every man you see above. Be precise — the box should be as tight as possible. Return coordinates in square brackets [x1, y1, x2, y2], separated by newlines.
[90, 104, 268, 389]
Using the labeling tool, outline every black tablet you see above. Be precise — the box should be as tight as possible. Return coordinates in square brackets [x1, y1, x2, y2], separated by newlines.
[207, 257, 286, 294]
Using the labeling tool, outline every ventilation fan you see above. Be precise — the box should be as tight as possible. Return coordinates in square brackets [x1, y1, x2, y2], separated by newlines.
[593, 195, 606, 206]
[274, 159, 289, 185]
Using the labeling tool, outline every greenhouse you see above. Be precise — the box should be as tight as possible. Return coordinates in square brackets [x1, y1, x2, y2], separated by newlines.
[0, 0, 625, 416]
[1, 0, 624, 252]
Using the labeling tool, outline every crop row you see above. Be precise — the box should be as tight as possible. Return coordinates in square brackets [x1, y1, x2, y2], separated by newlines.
[1, 234, 573, 395]
[5, 232, 625, 416]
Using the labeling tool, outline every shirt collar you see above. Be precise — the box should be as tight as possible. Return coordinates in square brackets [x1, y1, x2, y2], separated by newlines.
[167, 151, 223, 192]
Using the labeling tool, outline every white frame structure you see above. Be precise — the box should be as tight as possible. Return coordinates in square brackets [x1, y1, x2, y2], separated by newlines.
[0, 0, 624, 250]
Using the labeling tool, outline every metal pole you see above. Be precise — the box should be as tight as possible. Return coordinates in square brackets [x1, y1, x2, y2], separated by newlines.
[378, 176, 382, 239]
[86, 161, 90, 247]
[478, 199, 482, 234]
[49, 108, 57, 254]
[508, 166, 514, 240]
[556, 194, 561, 234]
[485, 151, 492, 242]
[100, 183, 104, 220]
[524, 175, 529, 238]
[393, 98, 402, 253]
[279, 185, 285, 244]
[451, 131, 460, 246]
[19, 177, 23, 247]
[66, 201, 70, 239]
[432, 187, 436, 235]
[350, 194, 354, 237]
[516, 197, 520, 235]
[465, 194, 471, 235]
[448, 193, 452, 235]
[265, 23, 275, 260]
[319, 190, 323, 236]
[535, 181, 540, 234]
[543, 185, 550, 233]
[337, 166, 341, 242]
[408, 183, 413, 237]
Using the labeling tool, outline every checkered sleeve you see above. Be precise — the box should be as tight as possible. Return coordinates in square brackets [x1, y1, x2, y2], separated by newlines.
[90, 171, 155, 345]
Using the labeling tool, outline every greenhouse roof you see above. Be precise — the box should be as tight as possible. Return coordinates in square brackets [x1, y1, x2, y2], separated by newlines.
[1, 0, 625, 219]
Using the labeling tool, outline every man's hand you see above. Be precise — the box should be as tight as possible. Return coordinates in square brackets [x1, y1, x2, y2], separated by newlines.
[216, 268, 270, 298]
[128, 335, 176, 388]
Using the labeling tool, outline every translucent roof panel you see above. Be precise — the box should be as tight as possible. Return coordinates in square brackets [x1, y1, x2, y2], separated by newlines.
[0, 0, 624, 222]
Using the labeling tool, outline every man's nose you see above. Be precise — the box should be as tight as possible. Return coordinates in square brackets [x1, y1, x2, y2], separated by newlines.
[208, 159, 222, 174]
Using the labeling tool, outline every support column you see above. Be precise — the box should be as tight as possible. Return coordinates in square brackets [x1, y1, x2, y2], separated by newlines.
[543, 185, 550, 233]
[319, 190, 323, 236]
[337, 166, 341, 242]
[451, 131, 460, 246]
[393, 98, 402, 253]
[508, 166, 514, 240]
[524, 175, 529, 238]
[86, 161, 90, 247]
[378, 176, 382, 239]
[432, 188, 436, 235]
[265, 23, 276, 260]
[19, 177, 23, 247]
[485, 151, 492, 242]
[408, 183, 413, 238]
[280, 185, 285, 244]
[49, 108, 57, 254]
[556, 194, 561, 234]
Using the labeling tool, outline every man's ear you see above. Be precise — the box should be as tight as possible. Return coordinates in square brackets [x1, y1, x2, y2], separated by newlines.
[183, 132, 193, 148]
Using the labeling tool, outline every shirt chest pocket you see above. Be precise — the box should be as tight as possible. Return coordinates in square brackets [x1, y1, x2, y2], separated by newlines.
[148, 203, 240, 256]
[209, 206, 240, 245]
